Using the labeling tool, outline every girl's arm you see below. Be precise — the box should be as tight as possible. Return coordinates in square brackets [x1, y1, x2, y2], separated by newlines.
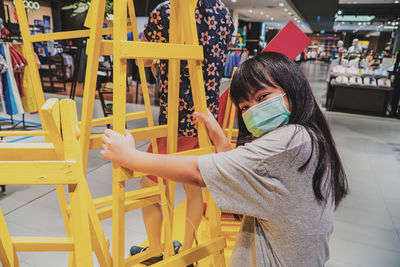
[100, 110, 230, 186]
[193, 111, 231, 153]
[100, 130, 205, 187]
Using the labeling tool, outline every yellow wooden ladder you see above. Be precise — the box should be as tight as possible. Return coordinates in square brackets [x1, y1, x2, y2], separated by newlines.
[78, 0, 227, 266]
[0, 99, 94, 267]
[12, 0, 228, 265]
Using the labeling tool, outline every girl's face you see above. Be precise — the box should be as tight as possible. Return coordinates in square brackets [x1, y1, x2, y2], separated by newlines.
[238, 85, 290, 113]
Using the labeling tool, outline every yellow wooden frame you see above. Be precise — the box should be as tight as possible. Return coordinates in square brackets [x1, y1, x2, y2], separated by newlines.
[0, 99, 94, 267]
[78, 0, 227, 266]
[8, 0, 232, 266]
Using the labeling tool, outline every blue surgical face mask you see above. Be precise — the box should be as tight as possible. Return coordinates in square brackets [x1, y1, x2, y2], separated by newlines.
[242, 94, 290, 137]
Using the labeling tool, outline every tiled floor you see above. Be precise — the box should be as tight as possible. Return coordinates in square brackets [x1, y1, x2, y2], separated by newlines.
[1, 61, 400, 266]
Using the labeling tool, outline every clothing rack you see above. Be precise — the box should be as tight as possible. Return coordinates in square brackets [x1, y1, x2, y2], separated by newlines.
[228, 47, 247, 51]
[0, 38, 39, 134]
[65, 39, 86, 99]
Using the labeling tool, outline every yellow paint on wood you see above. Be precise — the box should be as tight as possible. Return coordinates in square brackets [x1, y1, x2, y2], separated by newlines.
[11, 237, 74, 252]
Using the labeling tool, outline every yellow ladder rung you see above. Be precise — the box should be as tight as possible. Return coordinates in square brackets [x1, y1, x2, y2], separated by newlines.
[0, 143, 57, 161]
[66, 186, 160, 212]
[0, 161, 77, 184]
[87, 111, 148, 127]
[0, 131, 47, 137]
[97, 195, 161, 221]
[152, 236, 226, 267]
[12, 237, 74, 252]
[93, 186, 160, 209]
[100, 40, 204, 60]
[89, 125, 168, 149]
[125, 244, 164, 266]
[29, 28, 114, 43]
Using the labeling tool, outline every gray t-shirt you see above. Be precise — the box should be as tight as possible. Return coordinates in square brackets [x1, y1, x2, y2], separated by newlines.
[198, 124, 334, 267]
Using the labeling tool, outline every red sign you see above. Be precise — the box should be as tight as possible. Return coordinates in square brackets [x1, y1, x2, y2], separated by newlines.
[262, 21, 311, 60]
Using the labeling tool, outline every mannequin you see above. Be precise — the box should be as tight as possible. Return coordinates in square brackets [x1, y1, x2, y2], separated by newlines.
[348, 38, 361, 54]
[337, 40, 344, 50]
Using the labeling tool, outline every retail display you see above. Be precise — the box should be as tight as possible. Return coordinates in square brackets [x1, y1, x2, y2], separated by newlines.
[224, 48, 248, 78]
[0, 43, 25, 115]
[326, 48, 394, 116]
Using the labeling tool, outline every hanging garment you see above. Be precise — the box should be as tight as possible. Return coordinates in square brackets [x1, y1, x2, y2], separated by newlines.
[239, 51, 249, 65]
[0, 43, 24, 115]
[9, 45, 27, 97]
[14, 44, 38, 113]
[62, 53, 74, 80]
[0, 53, 7, 113]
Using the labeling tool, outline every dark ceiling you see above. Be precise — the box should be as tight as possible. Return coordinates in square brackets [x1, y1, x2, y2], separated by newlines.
[338, 3, 400, 22]
[288, 0, 338, 32]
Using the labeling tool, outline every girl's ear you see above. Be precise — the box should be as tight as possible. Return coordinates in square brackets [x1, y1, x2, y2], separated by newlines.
[236, 109, 252, 147]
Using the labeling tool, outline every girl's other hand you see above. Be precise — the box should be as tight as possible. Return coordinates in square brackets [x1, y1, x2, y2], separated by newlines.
[194, 110, 231, 152]
[100, 129, 136, 167]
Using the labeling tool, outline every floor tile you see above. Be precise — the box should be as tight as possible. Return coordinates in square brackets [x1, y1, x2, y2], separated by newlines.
[332, 220, 400, 252]
[329, 237, 400, 267]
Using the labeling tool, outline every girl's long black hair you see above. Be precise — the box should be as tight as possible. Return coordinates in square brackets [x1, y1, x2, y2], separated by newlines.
[230, 52, 348, 208]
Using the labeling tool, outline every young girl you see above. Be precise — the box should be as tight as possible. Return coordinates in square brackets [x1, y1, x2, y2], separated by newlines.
[101, 52, 348, 267]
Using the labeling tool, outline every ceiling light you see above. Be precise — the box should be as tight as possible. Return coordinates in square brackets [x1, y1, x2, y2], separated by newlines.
[358, 22, 362, 25]
[279, 3, 284, 7]
[231, 0, 237, 2]
[249, 9, 253, 13]
[288, 12, 292, 16]
[261, 11, 264, 15]
[396, 0, 399, 3]
[270, 17, 274, 20]
[284, 8, 288, 12]
[336, 15, 375, 22]
[266, 14, 270, 18]
[338, 10, 343, 15]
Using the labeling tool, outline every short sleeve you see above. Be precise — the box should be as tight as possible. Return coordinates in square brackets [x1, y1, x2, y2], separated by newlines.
[143, 3, 169, 43]
[198, 125, 310, 220]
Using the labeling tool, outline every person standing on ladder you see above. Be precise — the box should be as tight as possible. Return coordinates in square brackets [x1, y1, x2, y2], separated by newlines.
[130, 0, 234, 265]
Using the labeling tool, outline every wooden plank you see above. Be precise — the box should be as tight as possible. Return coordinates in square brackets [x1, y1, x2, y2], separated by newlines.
[112, 0, 128, 265]
[29, 28, 114, 43]
[12, 237, 74, 252]
[0, 131, 46, 137]
[125, 244, 163, 267]
[152, 236, 226, 267]
[41, 99, 63, 159]
[0, 161, 77, 184]
[100, 40, 204, 60]
[79, 0, 107, 171]
[60, 100, 94, 266]
[97, 195, 160, 221]
[29, 30, 90, 42]
[84, 111, 147, 127]
[89, 125, 168, 149]
[223, 129, 238, 137]
[0, 209, 18, 267]
[93, 186, 160, 209]
[14, 0, 46, 131]
[0, 143, 57, 161]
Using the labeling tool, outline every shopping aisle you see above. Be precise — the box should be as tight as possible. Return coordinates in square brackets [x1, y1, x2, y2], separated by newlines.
[305, 60, 400, 266]
[1, 62, 400, 266]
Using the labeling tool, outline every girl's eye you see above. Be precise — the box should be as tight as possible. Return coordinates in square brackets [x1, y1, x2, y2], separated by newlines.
[241, 106, 249, 112]
[258, 94, 268, 102]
